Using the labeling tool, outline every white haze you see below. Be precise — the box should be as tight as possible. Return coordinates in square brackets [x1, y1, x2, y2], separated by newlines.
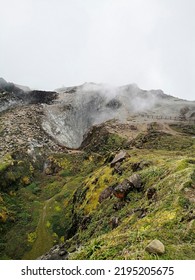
[0, 0, 195, 100]
[43, 83, 195, 148]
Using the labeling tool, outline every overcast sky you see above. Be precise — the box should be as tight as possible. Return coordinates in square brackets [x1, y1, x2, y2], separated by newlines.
[0, 0, 195, 100]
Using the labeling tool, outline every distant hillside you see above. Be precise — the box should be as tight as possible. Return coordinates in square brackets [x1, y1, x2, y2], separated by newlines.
[0, 78, 58, 112]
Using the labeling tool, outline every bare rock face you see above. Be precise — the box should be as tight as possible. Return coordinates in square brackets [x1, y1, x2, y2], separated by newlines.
[42, 90, 105, 149]
[0, 104, 63, 159]
[44, 82, 195, 149]
[145, 239, 165, 255]
[2, 79, 195, 150]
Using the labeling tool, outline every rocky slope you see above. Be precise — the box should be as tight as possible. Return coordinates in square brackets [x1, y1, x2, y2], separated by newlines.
[43, 82, 195, 148]
[0, 79, 195, 260]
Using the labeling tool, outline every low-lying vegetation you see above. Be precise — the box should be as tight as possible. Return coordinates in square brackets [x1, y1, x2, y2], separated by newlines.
[0, 123, 195, 260]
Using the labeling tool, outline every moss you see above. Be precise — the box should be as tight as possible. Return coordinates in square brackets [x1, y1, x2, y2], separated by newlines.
[1, 130, 195, 260]
[46, 221, 51, 228]
[132, 132, 194, 151]
[81, 165, 115, 214]
[0, 154, 13, 173]
[27, 232, 37, 243]
[42, 180, 63, 199]
[22, 176, 31, 185]
[68, 147, 195, 260]
[0, 154, 36, 192]
[81, 125, 127, 153]
[0, 210, 7, 223]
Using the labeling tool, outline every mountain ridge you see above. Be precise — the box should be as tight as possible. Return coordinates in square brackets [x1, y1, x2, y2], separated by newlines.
[0, 79, 195, 260]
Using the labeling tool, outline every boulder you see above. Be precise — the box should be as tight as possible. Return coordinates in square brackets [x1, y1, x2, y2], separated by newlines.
[131, 162, 142, 172]
[99, 186, 114, 203]
[145, 239, 165, 255]
[110, 150, 128, 167]
[113, 179, 133, 200]
[127, 174, 142, 189]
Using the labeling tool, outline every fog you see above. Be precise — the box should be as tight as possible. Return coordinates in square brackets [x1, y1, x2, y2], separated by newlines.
[0, 0, 195, 100]
[43, 83, 194, 148]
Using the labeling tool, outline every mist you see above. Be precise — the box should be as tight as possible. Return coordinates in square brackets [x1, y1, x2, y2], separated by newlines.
[0, 0, 195, 100]
[42, 83, 183, 148]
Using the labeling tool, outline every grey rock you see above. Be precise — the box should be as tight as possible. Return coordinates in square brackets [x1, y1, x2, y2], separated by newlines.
[127, 174, 142, 189]
[145, 239, 165, 255]
[110, 150, 128, 167]
[113, 162, 123, 175]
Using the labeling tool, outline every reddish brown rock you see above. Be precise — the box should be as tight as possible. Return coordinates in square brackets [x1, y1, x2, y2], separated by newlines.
[113, 179, 133, 200]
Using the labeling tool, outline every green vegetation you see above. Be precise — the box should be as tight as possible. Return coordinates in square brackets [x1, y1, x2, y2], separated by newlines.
[131, 131, 194, 150]
[170, 123, 195, 135]
[69, 148, 195, 260]
[0, 127, 195, 260]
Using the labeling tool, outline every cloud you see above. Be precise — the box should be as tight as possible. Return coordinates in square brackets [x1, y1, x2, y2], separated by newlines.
[0, 0, 195, 100]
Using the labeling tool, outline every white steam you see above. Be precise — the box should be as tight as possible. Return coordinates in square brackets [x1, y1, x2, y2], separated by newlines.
[42, 83, 170, 148]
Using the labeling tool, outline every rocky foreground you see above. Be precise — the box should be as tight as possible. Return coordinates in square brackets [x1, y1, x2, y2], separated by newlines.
[0, 79, 195, 260]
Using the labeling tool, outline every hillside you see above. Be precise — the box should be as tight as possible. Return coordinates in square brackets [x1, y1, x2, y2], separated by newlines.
[0, 80, 195, 260]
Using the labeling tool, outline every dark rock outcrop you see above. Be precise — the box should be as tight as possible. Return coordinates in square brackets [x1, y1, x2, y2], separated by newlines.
[26, 90, 58, 105]
[112, 173, 143, 201]
[106, 98, 122, 109]
[0, 78, 58, 113]
[38, 244, 68, 260]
